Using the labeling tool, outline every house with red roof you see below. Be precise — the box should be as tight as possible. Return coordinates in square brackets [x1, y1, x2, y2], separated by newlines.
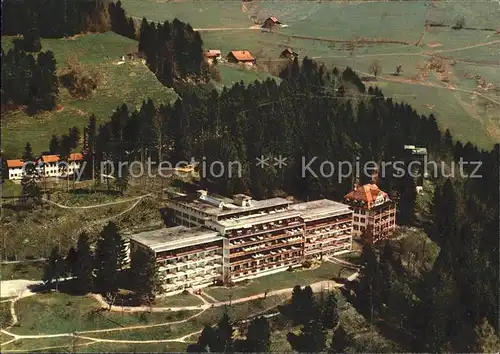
[38, 153, 84, 178]
[6, 159, 25, 180]
[226, 50, 256, 65]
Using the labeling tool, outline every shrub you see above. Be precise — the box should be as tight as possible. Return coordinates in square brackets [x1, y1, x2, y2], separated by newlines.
[59, 56, 99, 99]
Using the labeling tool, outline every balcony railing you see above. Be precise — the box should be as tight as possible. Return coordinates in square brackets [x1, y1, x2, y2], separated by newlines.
[305, 226, 352, 238]
[228, 220, 302, 240]
[229, 237, 303, 259]
[231, 256, 301, 277]
[305, 243, 351, 255]
[156, 244, 222, 261]
[306, 218, 352, 231]
[159, 255, 223, 271]
[229, 228, 304, 250]
[230, 247, 302, 266]
[162, 263, 222, 279]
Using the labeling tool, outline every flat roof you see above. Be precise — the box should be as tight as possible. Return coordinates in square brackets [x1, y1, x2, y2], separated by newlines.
[208, 209, 301, 230]
[129, 226, 222, 253]
[290, 199, 352, 220]
[167, 195, 291, 217]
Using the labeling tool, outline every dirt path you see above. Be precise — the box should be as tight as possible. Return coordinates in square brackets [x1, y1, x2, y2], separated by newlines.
[432, 39, 500, 54]
[42, 193, 153, 209]
[358, 70, 500, 106]
[0, 274, 357, 351]
[91, 279, 342, 314]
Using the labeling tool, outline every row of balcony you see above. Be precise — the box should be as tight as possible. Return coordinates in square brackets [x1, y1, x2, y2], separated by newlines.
[230, 247, 302, 266]
[160, 262, 222, 278]
[164, 272, 220, 290]
[305, 243, 351, 256]
[228, 228, 303, 249]
[159, 256, 222, 274]
[229, 237, 303, 258]
[231, 258, 300, 278]
[306, 233, 351, 244]
[227, 220, 302, 240]
[157, 254, 222, 270]
[156, 244, 222, 261]
[306, 218, 352, 231]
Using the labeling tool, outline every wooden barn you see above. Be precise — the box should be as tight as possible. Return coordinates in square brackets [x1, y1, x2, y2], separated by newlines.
[262, 16, 281, 29]
[280, 48, 299, 59]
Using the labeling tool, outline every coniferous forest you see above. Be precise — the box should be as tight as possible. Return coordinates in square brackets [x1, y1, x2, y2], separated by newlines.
[80, 58, 499, 352]
[1, 0, 206, 111]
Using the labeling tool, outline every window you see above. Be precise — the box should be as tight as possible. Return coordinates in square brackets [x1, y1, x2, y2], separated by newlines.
[354, 217, 359, 222]
[360, 226, 366, 232]
[360, 218, 365, 223]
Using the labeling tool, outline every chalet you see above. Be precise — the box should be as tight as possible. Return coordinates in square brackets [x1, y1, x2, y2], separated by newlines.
[227, 51, 256, 65]
[204, 50, 222, 65]
[262, 16, 281, 30]
[7, 159, 25, 181]
[280, 48, 299, 59]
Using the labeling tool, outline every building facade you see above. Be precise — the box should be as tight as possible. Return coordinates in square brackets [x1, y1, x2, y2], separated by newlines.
[291, 200, 353, 259]
[343, 183, 396, 244]
[129, 226, 224, 294]
[38, 153, 84, 178]
[138, 191, 356, 292]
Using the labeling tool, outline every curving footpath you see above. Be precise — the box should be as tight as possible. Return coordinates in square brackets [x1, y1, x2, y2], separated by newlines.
[0, 262, 358, 351]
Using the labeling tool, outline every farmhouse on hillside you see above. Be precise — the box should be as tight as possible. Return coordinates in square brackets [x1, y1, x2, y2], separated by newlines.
[262, 16, 281, 29]
[280, 48, 299, 59]
[7, 159, 25, 180]
[227, 50, 256, 65]
[204, 49, 222, 65]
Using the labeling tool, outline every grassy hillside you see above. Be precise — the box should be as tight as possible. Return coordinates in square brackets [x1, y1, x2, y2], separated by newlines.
[1, 32, 177, 157]
[121, 0, 252, 28]
[119, 0, 499, 149]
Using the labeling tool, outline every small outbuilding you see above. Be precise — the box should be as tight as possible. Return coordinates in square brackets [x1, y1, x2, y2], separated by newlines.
[279, 48, 299, 59]
[204, 49, 222, 64]
[262, 16, 281, 29]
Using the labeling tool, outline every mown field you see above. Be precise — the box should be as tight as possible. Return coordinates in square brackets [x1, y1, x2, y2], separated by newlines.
[1, 32, 177, 158]
[121, 0, 500, 149]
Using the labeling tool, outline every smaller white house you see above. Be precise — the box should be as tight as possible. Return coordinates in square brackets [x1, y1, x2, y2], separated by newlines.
[204, 49, 222, 65]
[39, 155, 60, 177]
[7, 160, 25, 181]
[68, 153, 84, 176]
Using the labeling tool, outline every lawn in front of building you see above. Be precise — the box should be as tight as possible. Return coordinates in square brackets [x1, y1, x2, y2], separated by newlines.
[154, 292, 203, 308]
[204, 261, 343, 302]
[10, 292, 195, 335]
